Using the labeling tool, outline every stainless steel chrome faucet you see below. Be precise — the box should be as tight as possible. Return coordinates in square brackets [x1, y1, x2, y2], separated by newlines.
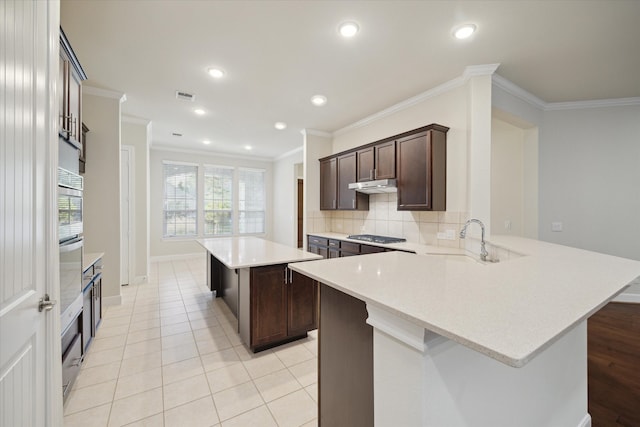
[459, 219, 489, 262]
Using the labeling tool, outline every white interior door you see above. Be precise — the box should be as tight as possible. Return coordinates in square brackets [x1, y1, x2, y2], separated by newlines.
[120, 146, 133, 285]
[0, 1, 62, 425]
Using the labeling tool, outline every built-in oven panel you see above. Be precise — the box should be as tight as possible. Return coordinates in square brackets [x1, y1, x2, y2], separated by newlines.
[60, 237, 83, 333]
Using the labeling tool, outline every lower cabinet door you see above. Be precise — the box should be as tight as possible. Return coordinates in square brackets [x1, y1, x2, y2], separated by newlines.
[82, 285, 93, 352]
[250, 264, 288, 348]
[93, 277, 102, 333]
[288, 271, 318, 336]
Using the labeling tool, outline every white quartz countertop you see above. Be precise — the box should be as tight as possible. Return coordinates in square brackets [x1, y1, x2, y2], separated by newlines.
[307, 232, 466, 255]
[198, 237, 322, 269]
[289, 235, 640, 367]
[83, 252, 104, 272]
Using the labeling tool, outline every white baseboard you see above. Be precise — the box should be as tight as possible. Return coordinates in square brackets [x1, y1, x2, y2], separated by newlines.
[102, 295, 122, 307]
[150, 252, 205, 263]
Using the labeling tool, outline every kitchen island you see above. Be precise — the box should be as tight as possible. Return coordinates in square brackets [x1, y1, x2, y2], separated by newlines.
[289, 235, 640, 427]
[198, 237, 322, 351]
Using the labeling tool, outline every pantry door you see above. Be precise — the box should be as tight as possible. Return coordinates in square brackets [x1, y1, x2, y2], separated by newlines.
[0, 1, 62, 426]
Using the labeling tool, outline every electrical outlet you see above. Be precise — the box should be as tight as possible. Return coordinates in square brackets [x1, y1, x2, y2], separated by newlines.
[504, 220, 511, 231]
[551, 222, 563, 232]
[445, 229, 456, 240]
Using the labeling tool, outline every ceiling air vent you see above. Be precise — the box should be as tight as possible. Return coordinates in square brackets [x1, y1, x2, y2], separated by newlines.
[172, 132, 183, 137]
[175, 91, 195, 102]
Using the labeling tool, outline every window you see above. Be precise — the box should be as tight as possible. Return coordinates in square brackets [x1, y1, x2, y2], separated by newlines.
[238, 168, 265, 234]
[163, 162, 197, 237]
[204, 166, 233, 235]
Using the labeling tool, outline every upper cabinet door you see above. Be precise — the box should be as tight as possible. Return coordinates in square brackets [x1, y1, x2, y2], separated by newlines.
[337, 152, 369, 210]
[374, 140, 396, 180]
[396, 128, 447, 211]
[337, 152, 357, 209]
[356, 147, 374, 182]
[320, 157, 337, 210]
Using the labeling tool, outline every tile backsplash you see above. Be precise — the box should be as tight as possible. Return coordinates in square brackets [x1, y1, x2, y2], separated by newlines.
[307, 193, 470, 249]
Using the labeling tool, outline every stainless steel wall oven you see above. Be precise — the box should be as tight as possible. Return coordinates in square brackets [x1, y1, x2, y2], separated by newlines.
[58, 167, 84, 334]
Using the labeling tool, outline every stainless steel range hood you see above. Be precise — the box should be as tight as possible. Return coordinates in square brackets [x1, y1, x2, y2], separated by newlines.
[348, 179, 397, 194]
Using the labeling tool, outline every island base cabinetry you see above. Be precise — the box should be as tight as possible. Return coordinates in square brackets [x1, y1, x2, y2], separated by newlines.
[239, 264, 318, 352]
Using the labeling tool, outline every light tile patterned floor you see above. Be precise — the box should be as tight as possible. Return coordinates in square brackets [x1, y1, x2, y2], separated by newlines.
[63, 257, 318, 427]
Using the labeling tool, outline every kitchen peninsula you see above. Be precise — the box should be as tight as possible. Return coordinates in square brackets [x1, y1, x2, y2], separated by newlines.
[198, 237, 322, 351]
[289, 235, 640, 427]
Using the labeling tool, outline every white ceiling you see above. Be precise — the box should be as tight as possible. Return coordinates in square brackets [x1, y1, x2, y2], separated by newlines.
[60, 1, 640, 159]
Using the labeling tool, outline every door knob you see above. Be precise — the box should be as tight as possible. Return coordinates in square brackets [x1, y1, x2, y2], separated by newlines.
[38, 294, 56, 312]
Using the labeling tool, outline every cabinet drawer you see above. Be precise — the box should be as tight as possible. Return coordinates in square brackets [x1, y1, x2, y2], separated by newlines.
[360, 245, 385, 254]
[308, 236, 328, 246]
[340, 251, 359, 257]
[340, 241, 360, 254]
[61, 333, 82, 400]
[328, 240, 340, 248]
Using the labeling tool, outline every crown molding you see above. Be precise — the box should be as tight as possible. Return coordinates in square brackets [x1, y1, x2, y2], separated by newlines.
[491, 74, 547, 110]
[301, 129, 332, 138]
[83, 85, 127, 103]
[151, 144, 273, 162]
[463, 63, 500, 78]
[273, 146, 303, 162]
[545, 97, 640, 111]
[492, 74, 639, 111]
[121, 115, 151, 125]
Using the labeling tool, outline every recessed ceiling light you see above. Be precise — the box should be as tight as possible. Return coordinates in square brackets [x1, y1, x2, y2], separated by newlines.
[194, 108, 206, 115]
[203, 140, 211, 145]
[244, 145, 252, 151]
[274, 122, 287, 130]
[208, 68, 225, 78]
[339, 22, 359, 38]
[453, 24, 476, 40]
[310, 95, 327, 106]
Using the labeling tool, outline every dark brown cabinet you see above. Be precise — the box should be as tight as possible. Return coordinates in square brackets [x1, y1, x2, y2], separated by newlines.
[337, 152, 369, 210]
[308, 235, 406, 258]
[81, 257, 103, 353]
[357, 141, 396, 182]
[250, 264, 318, 350]
[320, 157, 337, 210]
[356, 147, 375, 181]
[397, 124, 448, 211]
[59, 29, 87, 147]
[374, 140, 396, 179]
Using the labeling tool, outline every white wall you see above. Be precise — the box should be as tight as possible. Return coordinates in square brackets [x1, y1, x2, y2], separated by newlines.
[272, 148, 303, 247]
[303, 131, 333, 247]
[539, 105, 640, 261]
[121, 119, 150, 282]
[82, 89, 123, 304]
[149, 148, 274, 257]
[490, 117, 538, 239]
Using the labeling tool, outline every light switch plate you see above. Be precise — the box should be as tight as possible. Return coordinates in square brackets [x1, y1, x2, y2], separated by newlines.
[551, 222, 563, 232]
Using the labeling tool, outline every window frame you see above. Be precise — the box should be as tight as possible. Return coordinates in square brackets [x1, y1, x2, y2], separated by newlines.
[162, 161, 199, 238]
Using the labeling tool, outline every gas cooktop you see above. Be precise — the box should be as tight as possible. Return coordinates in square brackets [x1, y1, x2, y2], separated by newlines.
[347, 234, 407, 244]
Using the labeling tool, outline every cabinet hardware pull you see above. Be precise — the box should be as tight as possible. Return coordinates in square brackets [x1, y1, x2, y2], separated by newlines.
[374, 168, 377, 179]
[369, 170, 373, 180]
[332, 199, 336, 209]
[352, 199, 355, 209]
[284, 268, 288, 284]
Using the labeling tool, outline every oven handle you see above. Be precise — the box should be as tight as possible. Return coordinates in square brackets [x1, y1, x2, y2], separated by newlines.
[59, 237, 83, 252]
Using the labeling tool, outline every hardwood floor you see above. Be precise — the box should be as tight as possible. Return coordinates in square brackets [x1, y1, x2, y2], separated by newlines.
[588, 302, 640, 427]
